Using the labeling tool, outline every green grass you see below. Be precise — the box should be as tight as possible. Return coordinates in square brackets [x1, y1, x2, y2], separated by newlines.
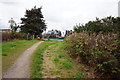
[30, 41, 84, 78]
[2, 40, 40, 72]
[75, 72, 84, 78]
[30, 41, 57, 78]
[59, 61, 74, 70]
[53, 57, 59, 62]
[50, 41, 85, 78]
[49, 70, 61, 75]
[51, 41, 75, 70]
[58, 53, 66, 58]
[49, 41, 80, 78]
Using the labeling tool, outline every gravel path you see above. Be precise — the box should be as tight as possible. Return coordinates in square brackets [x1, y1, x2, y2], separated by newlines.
[3, 41, 43, 78]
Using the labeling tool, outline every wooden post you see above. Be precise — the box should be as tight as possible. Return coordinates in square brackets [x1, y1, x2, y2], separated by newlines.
[33, 35, 34, 40]
[27, 33, 29, 40]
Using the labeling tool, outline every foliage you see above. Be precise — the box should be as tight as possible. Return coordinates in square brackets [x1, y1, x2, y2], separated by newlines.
[54, 57, 59, 62]
[75, 72, 84, 78]
[2, 32, 28, 42]
[74, 16, 120, 34]
[20, 6, 46, 36]
[49, 70, 61, 75]
[59, 61, 74, 70]
[66, 33, 120, 78]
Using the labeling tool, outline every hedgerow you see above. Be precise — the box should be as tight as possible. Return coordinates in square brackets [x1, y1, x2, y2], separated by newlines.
[2, 32, 27, 42]
[65, 32, 120, 78]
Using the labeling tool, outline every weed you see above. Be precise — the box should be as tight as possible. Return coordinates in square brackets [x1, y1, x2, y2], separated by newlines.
[54, 57, 59, 62]
[66, 32, 120, 78]
[2, 54, 7, 56]
[49, 70, 61, 75]
[60, 61, 74, 70]
[75, 72, 84, 78]
[58, 53, 65, 58]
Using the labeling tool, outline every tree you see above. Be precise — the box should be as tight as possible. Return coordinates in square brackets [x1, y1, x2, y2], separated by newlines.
[73, 16, 120, 34]
[20, 6, 46, 36]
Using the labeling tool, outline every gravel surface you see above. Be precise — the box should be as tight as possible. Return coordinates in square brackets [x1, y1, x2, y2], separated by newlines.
[3, 41, 43, 78]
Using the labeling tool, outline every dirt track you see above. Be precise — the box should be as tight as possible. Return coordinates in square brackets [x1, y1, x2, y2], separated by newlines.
[3, 41, 43, 78]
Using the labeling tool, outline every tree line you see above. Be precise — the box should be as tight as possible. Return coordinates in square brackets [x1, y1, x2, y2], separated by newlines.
[74, 16, 120, 35]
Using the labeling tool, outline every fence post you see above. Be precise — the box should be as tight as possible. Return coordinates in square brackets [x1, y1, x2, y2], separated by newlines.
[33, 35, 34, 40]
[27, 33, 29, 40]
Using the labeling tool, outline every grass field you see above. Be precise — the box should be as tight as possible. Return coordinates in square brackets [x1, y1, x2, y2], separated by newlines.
[2, 40, 40, 72]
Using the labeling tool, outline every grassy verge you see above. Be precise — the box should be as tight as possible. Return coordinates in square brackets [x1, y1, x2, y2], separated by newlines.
[30, 41, 56, 78]
[30, 40, 84, 78]
[2, 40, 40, 72]
[52, 41, 74, 70]
[50, 41, 84, 78]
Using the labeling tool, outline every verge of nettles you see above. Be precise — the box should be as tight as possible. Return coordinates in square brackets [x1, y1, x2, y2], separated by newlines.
[65, 32, 120, 78]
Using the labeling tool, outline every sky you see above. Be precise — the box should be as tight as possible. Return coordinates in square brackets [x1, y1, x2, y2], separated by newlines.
[0, 0, 120, 33]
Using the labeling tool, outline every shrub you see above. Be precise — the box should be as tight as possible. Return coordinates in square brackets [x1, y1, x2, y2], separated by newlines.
[73, 16, 120, 34]
[65, 32, 120, 78]
[2, 32, 27, 42]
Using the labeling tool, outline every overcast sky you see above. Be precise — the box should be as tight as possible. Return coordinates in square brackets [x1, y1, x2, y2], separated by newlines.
[0, 0, 119, 32]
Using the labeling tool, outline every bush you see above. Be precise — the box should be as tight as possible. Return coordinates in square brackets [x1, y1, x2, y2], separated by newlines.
[73, 16, 120, 34]
[2, 32, 27, 42]
[65, 32, 120, 78]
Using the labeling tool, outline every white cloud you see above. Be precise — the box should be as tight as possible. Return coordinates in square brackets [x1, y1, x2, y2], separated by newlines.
[0, 0, 119, 32]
